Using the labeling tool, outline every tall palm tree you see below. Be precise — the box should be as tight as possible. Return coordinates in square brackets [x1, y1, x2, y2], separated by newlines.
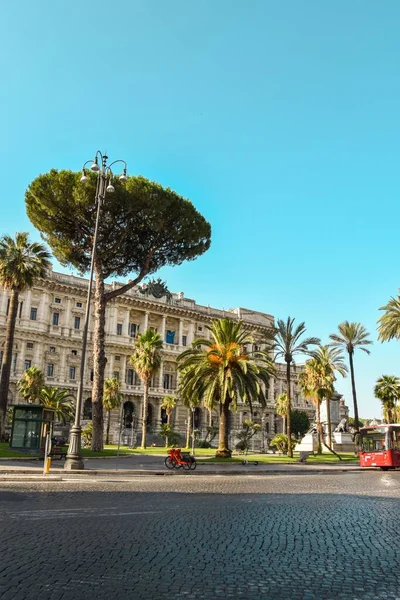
[161, 395, 176, 425]
[299, 359, 331, 454]
[178, 370, 203, 449]
[309, 345, 347, 447]
[0, 232, 51, 436]
[17, 366, 45, 404]
[275, 393, 289, 435]
[374, 375, 400, 424]
[39, 386, 74, 424]
[160, 395, 177, 447]
[178, 318, 274, 457]
[130, 329, 163, 449]
[329, 322, 372, 431]
[103, 377, 123, 444]
[377, 295, 400, 343]
[272, 318, 320, 457]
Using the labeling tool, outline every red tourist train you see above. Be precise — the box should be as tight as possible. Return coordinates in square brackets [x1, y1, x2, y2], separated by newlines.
[358, 424, 400, 470]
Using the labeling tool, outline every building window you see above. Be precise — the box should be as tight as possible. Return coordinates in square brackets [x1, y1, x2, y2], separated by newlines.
[115, 355, 120, 361]
[74, 316, 80, 330]
[113, 371, 120, 381]
[27, 342, 34, 349]
[76, 302, 82, 308]
[83, 398, 92, 419]
[116, 323, 123, 336]
[30, 307, 37, 321]
[19, 301, 23, 318]
[90, 369, 94, 382]
[52, 313, 59, 326]
[47, 364, 54, 377]
[126, 369, 134, 385]
[54, 297, 61, 304]
[182, 335, 187, 347]
[130, 323, 139, 338]
[24, 360, 31, 370]
[163, 374, 173, 390]
[198, 326, 203, 331]
[71, 349, 77, 356]
[69, 367, 76, 380]
[49, 346, 56, 353]
[166, 330, 175, 344]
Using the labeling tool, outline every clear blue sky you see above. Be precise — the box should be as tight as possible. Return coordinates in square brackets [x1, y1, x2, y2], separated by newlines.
[1, 0, 399, 418]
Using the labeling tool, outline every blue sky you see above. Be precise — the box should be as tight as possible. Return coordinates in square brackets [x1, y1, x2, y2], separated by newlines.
[1, 0, 399, 418]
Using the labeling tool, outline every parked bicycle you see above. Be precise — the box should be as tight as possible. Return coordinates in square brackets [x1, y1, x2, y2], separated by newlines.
[164, 448, 197, 470]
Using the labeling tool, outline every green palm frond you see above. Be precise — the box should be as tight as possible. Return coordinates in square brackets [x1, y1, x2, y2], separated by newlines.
[378, 296, 400, 342]
[0, 232, 51, 291]
[129, 329, 163, 383]
[329, 321, 372, 354]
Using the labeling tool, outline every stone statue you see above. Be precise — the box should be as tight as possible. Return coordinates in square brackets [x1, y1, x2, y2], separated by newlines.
[334, 418, 348, 433]
[306, 423, 318, 434]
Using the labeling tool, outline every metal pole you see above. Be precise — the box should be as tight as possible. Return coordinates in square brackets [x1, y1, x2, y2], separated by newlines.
[64, 174, 104, 470]
[117, 401, 124, 459]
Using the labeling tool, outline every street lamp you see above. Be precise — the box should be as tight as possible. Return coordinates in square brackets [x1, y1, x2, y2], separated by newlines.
[64, 151, 128, 470]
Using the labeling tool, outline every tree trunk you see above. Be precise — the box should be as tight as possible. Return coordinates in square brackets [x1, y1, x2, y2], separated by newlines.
[316, 401, 323, 454]
[286, 361, 293, 457]
[348, 350, 359, 431]
[209, 408, 212, 426]
[106, 409, 111, 445]
[141, 380, 149, 449]
[216, 399, 231, 457]
[186, 409, 191, 448]
[91, 262, 106, 451]
[283, 416, 286, 435]
[0, 290, 19, 438]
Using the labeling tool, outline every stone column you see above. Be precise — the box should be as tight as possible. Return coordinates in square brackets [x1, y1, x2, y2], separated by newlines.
[143, 311, 149, 331]
[159, 359, 164, 389]
[123, 310, 130, 336]
[39, 292, 48, 323]
[178, 319, 183, 346]
[59, 347, 67, 383]
[160, 316, 166, 343]
[189, 321, 195, 344]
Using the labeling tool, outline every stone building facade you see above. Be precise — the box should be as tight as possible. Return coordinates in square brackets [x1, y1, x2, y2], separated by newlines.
[0, 268, 320, 447]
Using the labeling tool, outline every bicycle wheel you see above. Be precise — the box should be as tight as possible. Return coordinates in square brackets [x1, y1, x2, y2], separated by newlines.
[189, 459, 197, 470]
[182, 461, 191, 470]
[164, 456, 176, 469]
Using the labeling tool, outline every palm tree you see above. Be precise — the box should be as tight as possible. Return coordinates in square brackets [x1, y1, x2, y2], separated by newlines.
[39, 386, 74, 424]
[329, 322, 372, 431]
[161, 395, 176, 425]
[178, 318, 274, 458]
[309, 345, 347, 447]
[17, 366, 45, 404]
[299, 360, 328, 454]
[130, 329, 163, 449]
[275, 393, 289, 434]
[377, 295, 400, 342]
[0, 232, 51, 436]
[103, 377, 123, 444]
[272, 318, 320, 457]
[374, 375, 400, 424]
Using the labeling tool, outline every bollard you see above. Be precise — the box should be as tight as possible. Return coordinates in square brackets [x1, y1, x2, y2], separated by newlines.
[44, 457, 51, 475]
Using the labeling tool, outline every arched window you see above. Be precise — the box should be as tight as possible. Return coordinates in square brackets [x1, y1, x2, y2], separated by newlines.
[83, 398, 92, 419]
[147, 404, 153, 427]
[161, 408, 168, 425]
[194, 407, 201, 429]
[123, 401, 134, 428]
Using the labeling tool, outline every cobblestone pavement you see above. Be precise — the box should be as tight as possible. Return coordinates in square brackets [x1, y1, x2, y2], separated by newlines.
[0, 472, 399, 600]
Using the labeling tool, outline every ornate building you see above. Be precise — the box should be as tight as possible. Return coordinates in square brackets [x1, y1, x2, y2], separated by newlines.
[0, 268, 318, 446]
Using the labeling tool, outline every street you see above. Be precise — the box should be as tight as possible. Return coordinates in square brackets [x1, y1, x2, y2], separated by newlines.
[0, 472, 399, 600]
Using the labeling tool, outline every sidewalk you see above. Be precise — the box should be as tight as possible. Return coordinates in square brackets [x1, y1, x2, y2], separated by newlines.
[0, 454, 364, 480]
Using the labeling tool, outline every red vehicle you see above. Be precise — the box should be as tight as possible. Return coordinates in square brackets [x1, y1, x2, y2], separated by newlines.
[358, 424, 400, 470]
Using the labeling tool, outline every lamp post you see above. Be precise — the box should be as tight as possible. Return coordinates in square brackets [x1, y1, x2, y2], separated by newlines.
[64, 151, 127, 470]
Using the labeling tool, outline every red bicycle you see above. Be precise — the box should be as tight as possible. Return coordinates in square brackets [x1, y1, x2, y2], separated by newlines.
[165, 448, 197, 470]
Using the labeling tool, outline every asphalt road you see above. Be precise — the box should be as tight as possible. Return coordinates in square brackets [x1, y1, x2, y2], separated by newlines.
[0, 472, 399, 600]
